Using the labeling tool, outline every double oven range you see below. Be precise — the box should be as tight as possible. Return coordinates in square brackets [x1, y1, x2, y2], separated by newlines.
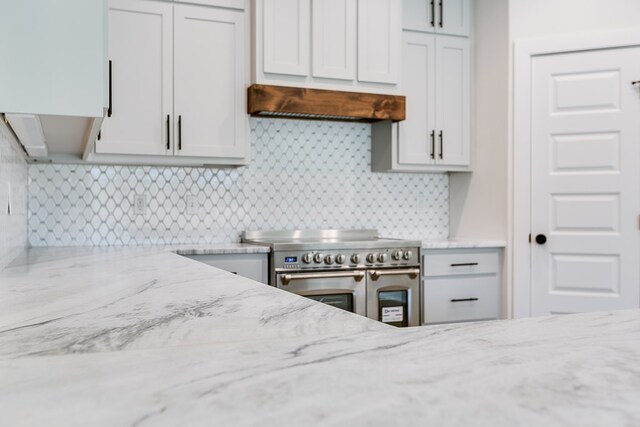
[242, 229, 421, 327]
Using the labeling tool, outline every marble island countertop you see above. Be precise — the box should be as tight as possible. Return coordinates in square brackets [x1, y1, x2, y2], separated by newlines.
[1, 246, 639, 426]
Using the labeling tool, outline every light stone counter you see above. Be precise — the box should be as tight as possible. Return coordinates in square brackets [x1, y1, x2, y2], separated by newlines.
[0, 246, 638, 426]
[422, 239, 507, 249]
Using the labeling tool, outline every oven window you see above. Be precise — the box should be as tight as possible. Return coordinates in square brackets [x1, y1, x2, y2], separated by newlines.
[378, 290, 408, 327]
[307, 294, 354, 312]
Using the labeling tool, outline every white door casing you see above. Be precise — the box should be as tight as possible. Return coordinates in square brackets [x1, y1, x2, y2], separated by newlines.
[173, 4, 246, 159]
[96, 0, 173, 156]
[530, 47, 640, 315]
[512, 29, 640, 318]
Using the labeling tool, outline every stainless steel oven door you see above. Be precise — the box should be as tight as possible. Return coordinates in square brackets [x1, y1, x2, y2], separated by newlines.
[276, 270, 367, 316]
[367, 268, 421, 327]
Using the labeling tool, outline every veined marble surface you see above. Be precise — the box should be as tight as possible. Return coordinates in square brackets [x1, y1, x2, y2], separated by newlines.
[422, 239, 507, 249]
[1, 247, 639, 426]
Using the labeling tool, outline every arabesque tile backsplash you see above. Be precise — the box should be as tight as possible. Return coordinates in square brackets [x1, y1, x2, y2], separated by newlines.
[28, 119, 448, 246]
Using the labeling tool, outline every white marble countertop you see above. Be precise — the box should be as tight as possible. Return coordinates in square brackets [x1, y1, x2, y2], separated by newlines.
[1, 246, 638, 426]
[422, 239, 507, 249]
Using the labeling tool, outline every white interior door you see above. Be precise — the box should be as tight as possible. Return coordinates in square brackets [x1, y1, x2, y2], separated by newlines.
[96, 0, 173, 156]
[173, 4, 246, 159]
[531, 46, 640, 315]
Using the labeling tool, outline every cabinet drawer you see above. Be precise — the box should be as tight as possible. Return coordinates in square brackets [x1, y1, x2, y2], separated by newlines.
[423, 275, 500, 324]
[423, 249, 499, 277]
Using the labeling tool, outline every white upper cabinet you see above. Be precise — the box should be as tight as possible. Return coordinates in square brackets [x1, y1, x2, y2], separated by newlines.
[254, 0, 402, 93]
[174, 5, 246, 159]
[397, 32, 436, 166]
[92, 0, 248, 166]
[0, 0, 107, 118]
[357, 0, 401, 84]
[263, 0, 310, 76]
[96, 0, 173, 156]
[436, 35, 470, 166]
[312, 0, 356, 80]
[403, 0, 471, 37]
[371, 32, 470, 172]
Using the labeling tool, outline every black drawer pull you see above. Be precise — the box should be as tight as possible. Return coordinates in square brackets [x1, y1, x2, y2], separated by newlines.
[451, 298, 479, 303]
[450, 262, 479, 267]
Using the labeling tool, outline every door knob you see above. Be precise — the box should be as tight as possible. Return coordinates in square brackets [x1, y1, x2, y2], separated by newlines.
[535, 234, 547, 245]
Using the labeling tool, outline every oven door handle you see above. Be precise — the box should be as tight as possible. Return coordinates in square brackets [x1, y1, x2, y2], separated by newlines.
[369, 268, 420, 281]
[280, 271, 366, 286]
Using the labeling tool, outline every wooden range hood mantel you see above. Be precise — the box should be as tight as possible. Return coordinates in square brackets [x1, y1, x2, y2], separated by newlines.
[247, 84, 405, 122]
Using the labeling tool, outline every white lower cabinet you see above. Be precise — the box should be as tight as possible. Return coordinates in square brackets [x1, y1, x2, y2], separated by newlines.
[184, 253, 269, 285]
[422, 248, 501, 324]
[93, 0, 248, 166]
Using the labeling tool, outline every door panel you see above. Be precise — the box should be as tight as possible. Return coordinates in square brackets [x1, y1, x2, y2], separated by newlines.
[402, 0, 435, 33]
[436, 35, 470, 166]
[398, 32, 436, 166]
[173, 5, 246, 159]
[263, 0, 310, 76]
[357, 0, 401, 84]
[311, 0, 356, 80]
[531, 47, 640, 315]
[96, 0, 172, 156]
[439, 0, 470, 37]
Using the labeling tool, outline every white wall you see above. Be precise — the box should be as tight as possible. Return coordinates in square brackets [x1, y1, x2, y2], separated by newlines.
[510, 0, 640, 40]
[449, 0, 509, 241]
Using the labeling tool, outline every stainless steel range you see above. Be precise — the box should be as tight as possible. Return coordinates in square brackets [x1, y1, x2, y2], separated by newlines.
[242, 229, 421, 327]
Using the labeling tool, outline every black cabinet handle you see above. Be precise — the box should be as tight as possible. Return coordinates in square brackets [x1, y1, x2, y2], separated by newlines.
[450, 262, 479, 267]
[430, 130, 435, 159]
[632, 81, 640, 85]
[451, 298, 479, 303]
[535, 234, 547, 245]
[166, 115, 170, 150]
[438, 130, 443, 159]
[430, 0, 435, 27]
[439, 0, 443, 28]
[108, 60, 113, 117]
[178, 115, 182, 150]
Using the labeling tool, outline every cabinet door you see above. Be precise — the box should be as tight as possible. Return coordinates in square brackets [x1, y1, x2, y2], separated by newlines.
[96, 0, 173, 156]
[439, 0, 471, 37]
[398, 32, 436, 166]
[263, 0, 310, 76]
[311, 0, 356, 80]
[174, 5, 246, 159]
[435, 35, 470, 166]
[402, 0, 436, 33]
[357, 0, 401, 84]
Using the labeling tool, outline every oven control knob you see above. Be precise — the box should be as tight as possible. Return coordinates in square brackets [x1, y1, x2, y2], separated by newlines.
[403, 250, 413, 260]
[351, 254, 361, 264]
[392, 250, 403, 261]
[366, 253, 376, 263]
[336, 254, 346, 264]
[313, 253, 324, 264]
[378, 253, 388, 263]
[302, 253, 313, 264]
[324, 255, 335, 265]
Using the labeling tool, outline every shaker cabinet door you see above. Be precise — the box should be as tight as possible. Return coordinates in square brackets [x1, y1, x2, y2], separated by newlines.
[262, 0, 310, 76]
[439, 0, 471, 37]
[96, 0, 173, 156]
[357, 0, 401, 84]
[436, 35, 470, 166]
[398, 32, 436, 166]
[173, 5, 246, 159]
[311, 0, 356, 80]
